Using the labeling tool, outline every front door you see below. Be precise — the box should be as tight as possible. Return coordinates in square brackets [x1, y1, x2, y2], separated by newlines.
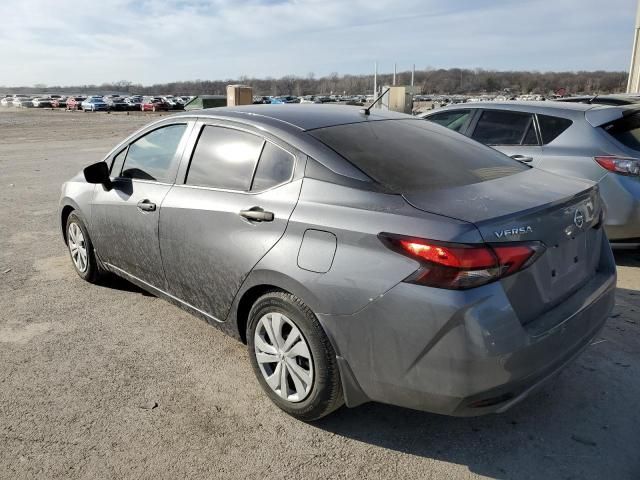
[159, 123, 302, 321]
[91, 122, 191, 289]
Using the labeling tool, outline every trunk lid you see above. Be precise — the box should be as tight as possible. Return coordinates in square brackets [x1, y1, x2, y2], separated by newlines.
[403, 168, 605, 324]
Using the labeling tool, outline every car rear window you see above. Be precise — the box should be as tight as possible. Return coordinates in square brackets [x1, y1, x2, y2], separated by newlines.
[602, 113, 640, 151]
[309, 119, 527, 193]
[537, 114, 573, 144]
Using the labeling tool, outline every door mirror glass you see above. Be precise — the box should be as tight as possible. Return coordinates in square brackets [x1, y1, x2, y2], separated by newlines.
[83, 161, 112, 189]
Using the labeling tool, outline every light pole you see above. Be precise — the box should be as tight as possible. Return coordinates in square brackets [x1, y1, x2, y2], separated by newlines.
[628, 0, 640, 93]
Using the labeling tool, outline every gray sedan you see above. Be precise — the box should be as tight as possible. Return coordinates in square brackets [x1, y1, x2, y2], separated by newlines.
[421, 101, 640, 246]
[59, 105, 615, 420]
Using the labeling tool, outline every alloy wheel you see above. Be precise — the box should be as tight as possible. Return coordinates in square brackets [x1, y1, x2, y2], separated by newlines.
[254, 312, 314, 402]
[68, 222, 88, 273]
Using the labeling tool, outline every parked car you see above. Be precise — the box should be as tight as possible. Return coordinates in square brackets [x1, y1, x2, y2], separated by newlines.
[104, 97, 129, 111]
[51, 97, 68, 108]
[555, 94, 640, 107]
[141, 97, 170, 111]
[32, 97, 53, 108]
[124, 96, 142, 110]
[0, 97, 13, 107]
[421, 101, 640, 246]
[59, 105, 615, 421]
[81, 98, 109, 112]
[66, 96, 86, 111]
[13, 97, 33, 107]
[160, 96, 184, 110]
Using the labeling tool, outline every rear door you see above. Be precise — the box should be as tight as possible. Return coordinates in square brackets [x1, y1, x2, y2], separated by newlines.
[468, 109, 543, 166]
[159, 122, 302, 321]
[91, 121, 192, 289]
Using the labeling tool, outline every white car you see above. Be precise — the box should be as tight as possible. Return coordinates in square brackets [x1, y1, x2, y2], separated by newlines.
[32, 97, 53, 108]
[13, 97, 32, 107]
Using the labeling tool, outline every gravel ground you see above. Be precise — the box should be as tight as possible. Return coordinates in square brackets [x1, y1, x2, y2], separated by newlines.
[1, 108, 639, 480]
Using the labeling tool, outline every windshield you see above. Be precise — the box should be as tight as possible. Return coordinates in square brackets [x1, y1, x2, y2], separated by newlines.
[309, 119, 528, 193]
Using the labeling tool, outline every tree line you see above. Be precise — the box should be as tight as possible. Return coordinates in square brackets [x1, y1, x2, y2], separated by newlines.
[5, 68, 629, 96]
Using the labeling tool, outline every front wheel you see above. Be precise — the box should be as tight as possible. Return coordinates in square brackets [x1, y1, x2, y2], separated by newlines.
[65, 212, 103, 283]
[247, 291, 343, 421]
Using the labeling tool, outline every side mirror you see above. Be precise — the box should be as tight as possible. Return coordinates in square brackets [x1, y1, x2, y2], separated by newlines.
[83, 162, 112, 190]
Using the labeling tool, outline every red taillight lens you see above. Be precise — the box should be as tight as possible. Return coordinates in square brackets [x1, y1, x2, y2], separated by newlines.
[594, 156, 640, 176]
[492, 244, 537, 276]
[398, 240, 497, 269]
[381, 234, 543, 290]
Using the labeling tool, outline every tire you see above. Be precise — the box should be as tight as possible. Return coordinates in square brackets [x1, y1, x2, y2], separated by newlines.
[247, 291, 343, 421]
[65, 212, 103, 283]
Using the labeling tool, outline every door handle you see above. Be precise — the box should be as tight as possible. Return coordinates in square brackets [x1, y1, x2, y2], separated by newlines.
[137, 199, 156, 212]
[510, 154, 534, 163]
[239, 207, 274, 222]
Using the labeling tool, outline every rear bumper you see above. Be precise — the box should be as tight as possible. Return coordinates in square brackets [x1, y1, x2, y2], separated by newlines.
[317, 239, 616, 416]
[600, 173, 640, 242]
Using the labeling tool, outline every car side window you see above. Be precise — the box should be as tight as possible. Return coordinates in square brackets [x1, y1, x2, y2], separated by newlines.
[538, 114, 573, 145]
[471, 110, 537, 146]
[425, 110, 472, 133]
[110, 147, 127, 175]
[121, 124, 187, 182]
[186, 126, 264, 191]
[251, 142, 295, 191]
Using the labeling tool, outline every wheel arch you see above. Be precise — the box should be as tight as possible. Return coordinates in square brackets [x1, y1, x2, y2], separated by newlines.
[228, 269, 323, 344]
[60, 199, 83, 244]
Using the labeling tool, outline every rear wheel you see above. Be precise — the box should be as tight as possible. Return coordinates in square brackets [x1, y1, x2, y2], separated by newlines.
[65, 212, 102, 283]
[247, 291, 343, 421]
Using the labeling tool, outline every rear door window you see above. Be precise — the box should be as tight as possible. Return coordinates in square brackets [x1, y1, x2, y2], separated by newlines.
[538, 114, 573, 144]
[309, 119, 527, 193]
[186, 126, 264, 190]
[425, 109, 472, 133]
[121, 124, 187, 182]
[471, 110, 537, 146]
[602, 113, 640, 151]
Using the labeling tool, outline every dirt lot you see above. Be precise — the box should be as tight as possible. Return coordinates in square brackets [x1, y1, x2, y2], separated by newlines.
[0, 108, 639, 480]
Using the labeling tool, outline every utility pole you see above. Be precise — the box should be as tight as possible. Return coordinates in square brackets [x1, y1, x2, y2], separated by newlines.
[393, 63, 397, 86]
[628, 0, 640, 93]
[373, 61, 377, 96]
[411, 64, 415, 87]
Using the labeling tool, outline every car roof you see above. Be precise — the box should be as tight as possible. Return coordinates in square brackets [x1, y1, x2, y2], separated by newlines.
[458, 100, 605, 112]
[173, 104, 412, 131]
[426, 100, 640, 127]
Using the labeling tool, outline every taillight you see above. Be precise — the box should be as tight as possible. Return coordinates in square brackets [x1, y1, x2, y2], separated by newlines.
[594, 156, 640, 176]
[380, 234, 544, 290]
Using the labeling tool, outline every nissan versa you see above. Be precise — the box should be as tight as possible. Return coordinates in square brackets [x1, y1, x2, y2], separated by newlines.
[59, 105, 616, 421]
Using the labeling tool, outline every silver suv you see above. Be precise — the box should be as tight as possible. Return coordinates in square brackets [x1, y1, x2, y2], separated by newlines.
[422, 101, 640, 246]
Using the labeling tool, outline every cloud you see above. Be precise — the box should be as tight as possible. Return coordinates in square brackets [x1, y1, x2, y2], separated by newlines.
[0, 0, 635, 86]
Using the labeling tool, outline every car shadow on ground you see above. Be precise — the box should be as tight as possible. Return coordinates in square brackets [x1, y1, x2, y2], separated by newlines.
[613, 249, 640, 267]
[96, 273, 154, 296]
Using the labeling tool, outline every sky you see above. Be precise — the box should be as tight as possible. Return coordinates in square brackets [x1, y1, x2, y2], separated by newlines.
[0, 0, 637, 86]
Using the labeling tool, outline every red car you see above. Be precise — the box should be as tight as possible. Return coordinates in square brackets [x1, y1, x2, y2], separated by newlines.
[66, 96, 86, 111]
[141, 97, 170, 112]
